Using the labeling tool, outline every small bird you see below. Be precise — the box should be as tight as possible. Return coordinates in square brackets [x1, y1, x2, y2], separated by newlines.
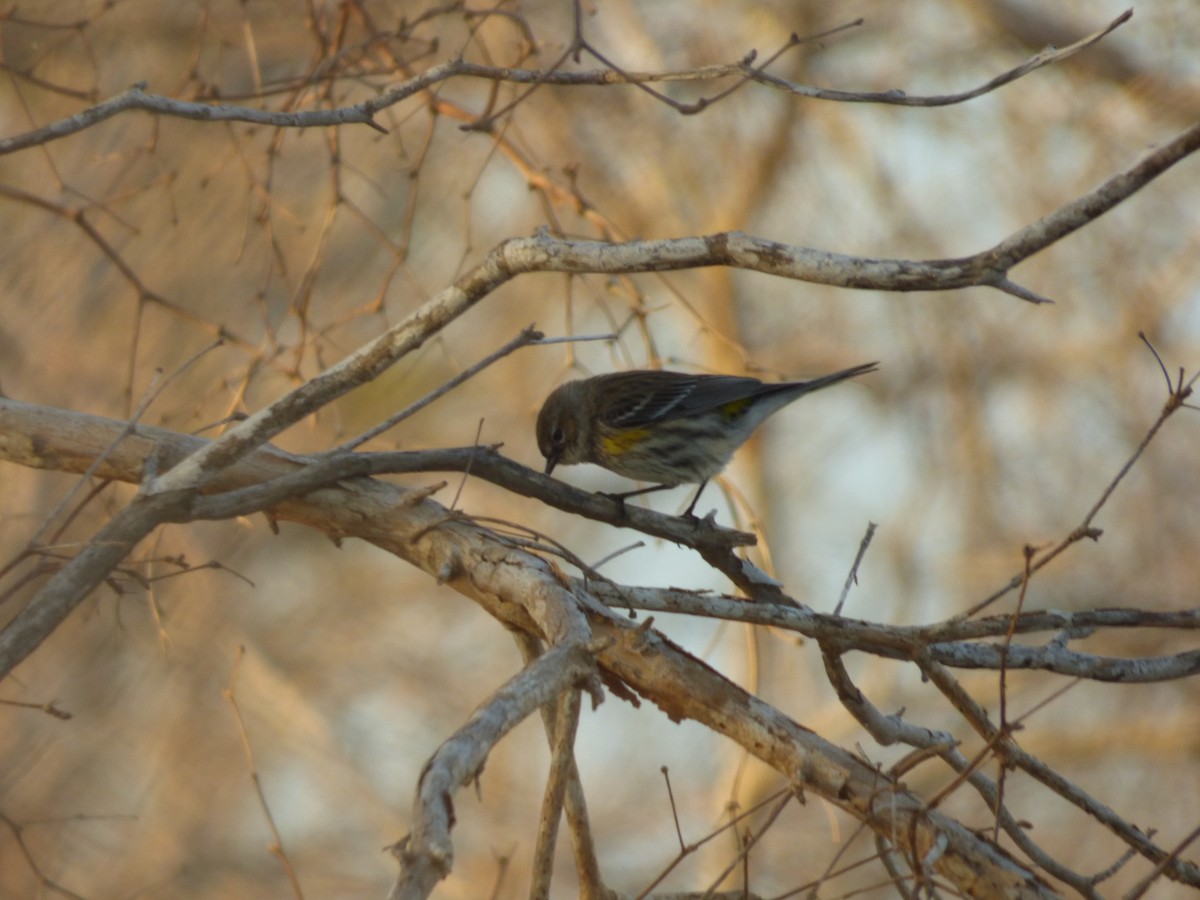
[536, 361, 878, 516]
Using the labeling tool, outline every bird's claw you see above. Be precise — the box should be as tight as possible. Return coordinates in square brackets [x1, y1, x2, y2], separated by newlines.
[599, 491, 630, 517]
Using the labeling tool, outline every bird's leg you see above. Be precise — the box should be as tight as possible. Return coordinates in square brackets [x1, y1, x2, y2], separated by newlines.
[682, 480, 709, 519]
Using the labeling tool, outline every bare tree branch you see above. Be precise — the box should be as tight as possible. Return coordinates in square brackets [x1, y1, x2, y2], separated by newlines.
[0, 10, 1133, 156]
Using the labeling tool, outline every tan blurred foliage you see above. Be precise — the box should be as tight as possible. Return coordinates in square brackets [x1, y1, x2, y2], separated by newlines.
[0, 1, 1198, 897]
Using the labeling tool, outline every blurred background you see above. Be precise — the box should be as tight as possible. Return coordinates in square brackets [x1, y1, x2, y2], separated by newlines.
[1, 0, 1198, 896]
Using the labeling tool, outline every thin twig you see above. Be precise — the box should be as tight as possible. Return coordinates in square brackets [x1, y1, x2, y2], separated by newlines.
[965, 350, 1197, 617]
[992, 544, 1037, 839]
[333, 326, 543, 452]
[631, 786, 796, 900]
[754, 10, 1132, 107]
[450, 419, 486, 512]
[662, 767, 686, 852]
[698, 791, 793, 896]
[529, 688, 582, 900]
[834, 521, 876, 615]
[0, 811, 87, 900]
[1122, 822, 1200, 900]
[224, 646, 306, 899]
[27, 341, 222, 548]
[512, 632, 609, 899]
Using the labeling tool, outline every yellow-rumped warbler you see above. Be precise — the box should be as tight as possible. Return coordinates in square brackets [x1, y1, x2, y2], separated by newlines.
[536, 361, 878, 515]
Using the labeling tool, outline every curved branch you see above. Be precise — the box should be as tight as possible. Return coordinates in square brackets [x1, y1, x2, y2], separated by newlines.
[388, 643, 597, 900]
[752, 10, 1132, 107]
[0, 11, 1133, 155]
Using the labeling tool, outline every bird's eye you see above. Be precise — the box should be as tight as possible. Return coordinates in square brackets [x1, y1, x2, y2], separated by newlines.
[551, 426, 565, 444]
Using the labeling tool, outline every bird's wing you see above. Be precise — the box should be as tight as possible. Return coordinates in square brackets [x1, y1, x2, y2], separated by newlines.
[593, 372, 765, 427]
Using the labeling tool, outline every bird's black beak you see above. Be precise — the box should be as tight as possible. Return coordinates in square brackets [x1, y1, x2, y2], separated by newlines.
[544, 453, 559, 476]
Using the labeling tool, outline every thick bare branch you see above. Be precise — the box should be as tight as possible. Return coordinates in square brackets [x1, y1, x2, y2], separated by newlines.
[3, 398, 1196, 686]
[0, 399, 1069, 896]
[388, 643, 597, 900]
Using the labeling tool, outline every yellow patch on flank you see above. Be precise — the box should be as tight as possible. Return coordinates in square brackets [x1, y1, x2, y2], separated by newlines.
[720, 398, 751, 420]
[601, 427, 651, 456]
